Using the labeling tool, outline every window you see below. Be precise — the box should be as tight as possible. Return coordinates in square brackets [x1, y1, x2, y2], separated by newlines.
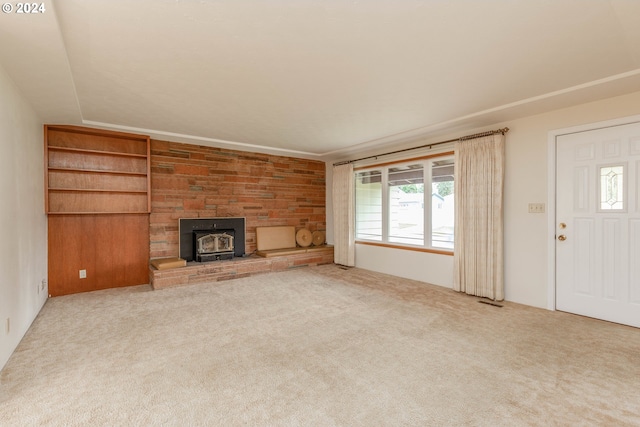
[389, 164, 424, 245]
[598, 164, 626, 212]
[355, 155, 454, 251]
[431, 158, 454, 249]
[355, 170, 383, 241]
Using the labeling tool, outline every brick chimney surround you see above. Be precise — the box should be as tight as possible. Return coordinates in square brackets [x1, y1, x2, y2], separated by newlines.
[148, 140, 332, 289]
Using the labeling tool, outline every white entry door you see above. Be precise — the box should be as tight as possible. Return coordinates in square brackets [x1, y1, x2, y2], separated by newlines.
[556, 121, 640, 328]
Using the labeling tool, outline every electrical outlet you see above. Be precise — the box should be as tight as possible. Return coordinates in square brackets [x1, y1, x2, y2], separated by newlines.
[41, 279, 47, 291]
[5, 318, 9, 335]
[79, 269, 87, 279]
[528, 203, 545, 213]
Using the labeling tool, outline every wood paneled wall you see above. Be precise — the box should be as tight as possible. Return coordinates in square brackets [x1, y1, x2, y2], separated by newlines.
[48, 214, 149, 296]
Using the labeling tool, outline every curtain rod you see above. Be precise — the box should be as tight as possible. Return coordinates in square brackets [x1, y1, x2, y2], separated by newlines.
[333, 127, 509, 166]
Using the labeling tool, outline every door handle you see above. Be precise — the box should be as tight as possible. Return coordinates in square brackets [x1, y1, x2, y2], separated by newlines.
[558, 235, 567, 241]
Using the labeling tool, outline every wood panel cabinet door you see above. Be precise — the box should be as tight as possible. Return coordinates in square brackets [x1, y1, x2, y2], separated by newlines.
[48, 214, 149, 296]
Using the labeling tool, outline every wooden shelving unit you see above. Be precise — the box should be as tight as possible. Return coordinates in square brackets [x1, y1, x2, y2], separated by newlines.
[45, 125, 151, 214]
[45, 125, 152, 296]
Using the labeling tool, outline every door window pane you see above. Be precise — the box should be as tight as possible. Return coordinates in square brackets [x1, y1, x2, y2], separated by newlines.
[599, 165, 624, 211]
[388, 164, 424, 245]
[355, 170, 382, 240]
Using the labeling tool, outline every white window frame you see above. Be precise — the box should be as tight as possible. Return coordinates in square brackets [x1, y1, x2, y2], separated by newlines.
[354, 152, 454, 254]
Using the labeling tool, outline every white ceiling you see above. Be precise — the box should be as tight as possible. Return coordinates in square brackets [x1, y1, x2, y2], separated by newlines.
[1, 0, 640, 160]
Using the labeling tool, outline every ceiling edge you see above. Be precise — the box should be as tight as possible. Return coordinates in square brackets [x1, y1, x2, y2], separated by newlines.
[81, 120, 324, 161]
[83, 68, 640, 163]
[321, 68, 640, 159]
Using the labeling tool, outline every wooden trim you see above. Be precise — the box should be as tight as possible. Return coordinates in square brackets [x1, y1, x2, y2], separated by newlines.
[256, 245, 333, 258]
[47, 211, 151, 215]
[48, 188, 148, 194]
[45, 124, 149, 141]
[47, 212, 150, 216]
[356, 240, 454, 256]
[47, 167, 148, 176]
[354, 151, 454, 171]
[145, 136, 151, 213]
[47, 146, 148, 158]
[44, 125, 50, 213]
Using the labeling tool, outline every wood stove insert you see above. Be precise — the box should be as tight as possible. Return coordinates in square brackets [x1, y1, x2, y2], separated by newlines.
[179, 217, 246, 262]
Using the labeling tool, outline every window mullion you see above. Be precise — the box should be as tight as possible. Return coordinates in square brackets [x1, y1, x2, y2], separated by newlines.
[424, 160, 432, 248]
[381, 166, 389, 242]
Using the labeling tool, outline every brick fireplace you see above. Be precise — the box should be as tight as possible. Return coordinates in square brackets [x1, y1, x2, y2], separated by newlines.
[149, 142, 334, 289]
[150, 139, 326, 259]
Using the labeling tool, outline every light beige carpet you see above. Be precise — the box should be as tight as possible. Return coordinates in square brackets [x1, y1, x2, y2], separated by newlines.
[1, 264, 639, 426]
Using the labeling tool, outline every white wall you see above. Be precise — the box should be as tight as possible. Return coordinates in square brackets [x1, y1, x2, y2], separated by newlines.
[355, 244, 454, 286]
[327, 90, 640, 309]
[0, 64, 48, 371]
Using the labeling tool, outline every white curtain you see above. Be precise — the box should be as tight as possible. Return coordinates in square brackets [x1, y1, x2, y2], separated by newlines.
[332, 163, 355, 267]
[453, 133, 505, 300]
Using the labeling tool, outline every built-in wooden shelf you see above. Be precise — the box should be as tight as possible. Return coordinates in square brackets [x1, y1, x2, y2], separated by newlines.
[45, 125, 151, 215]
[48, 188, 148, 194]
[48, 167, 147, 176]
[47, 146, 148, 158]
[47, 211, 151, 215]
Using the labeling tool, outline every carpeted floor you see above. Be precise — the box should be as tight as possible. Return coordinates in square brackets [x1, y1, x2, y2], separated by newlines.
[1, 264, 639, 426]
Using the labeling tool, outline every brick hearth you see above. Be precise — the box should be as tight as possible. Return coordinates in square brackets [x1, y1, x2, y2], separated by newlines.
[150, 246, 334, 290]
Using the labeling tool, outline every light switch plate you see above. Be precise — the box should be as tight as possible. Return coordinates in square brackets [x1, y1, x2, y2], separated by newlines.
[528, 203, 545, 213]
